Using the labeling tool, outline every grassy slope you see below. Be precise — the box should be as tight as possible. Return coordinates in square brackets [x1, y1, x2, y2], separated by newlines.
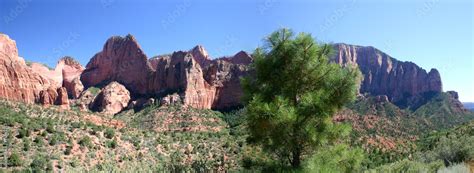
[0, 101, 248, 172]
[342, 93, 474, 168]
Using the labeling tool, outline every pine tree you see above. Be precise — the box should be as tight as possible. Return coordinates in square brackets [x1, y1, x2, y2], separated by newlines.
[242, 28, 361, 168]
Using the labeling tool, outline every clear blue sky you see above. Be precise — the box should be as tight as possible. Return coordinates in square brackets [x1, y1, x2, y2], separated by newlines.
[1, 0, 473, 102]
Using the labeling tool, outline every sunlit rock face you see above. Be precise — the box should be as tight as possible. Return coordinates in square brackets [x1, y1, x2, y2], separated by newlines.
[332, 43, 443, 109]
[0, 34, 69, 108]
[82, 35, 252, 110]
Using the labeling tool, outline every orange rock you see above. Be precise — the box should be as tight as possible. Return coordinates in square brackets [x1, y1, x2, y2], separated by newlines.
[0, 34, 69, 107]
[90, 81, 130, 115]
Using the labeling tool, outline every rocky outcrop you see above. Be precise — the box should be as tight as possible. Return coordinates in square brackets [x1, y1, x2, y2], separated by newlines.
[446, 91, 468, 114]
[160, 93, 181, 106]
[76, 90, 95, 111]
[0, 34, 69, 108]
[81, 34, 151, 95]
[82, 35, 252, 110]
[36, 85, 70, 109]
[90, 82, 131, 115]
[30, 56, 85, 99]
[332, 43, 443, 109]
[59, 57, 85, 99]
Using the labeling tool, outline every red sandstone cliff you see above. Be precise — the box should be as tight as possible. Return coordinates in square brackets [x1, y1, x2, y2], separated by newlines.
[0, 34, 69, 108]
[81, 35, 252, 110]
[332, 43, 443, 109]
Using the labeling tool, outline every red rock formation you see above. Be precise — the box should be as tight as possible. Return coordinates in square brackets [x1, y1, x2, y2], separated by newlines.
[81, 34, 152, 95]
[446, 91, 469, 114]
[83, 35, 252, 110]
[0, 34, 69, 108]
[90, 82, 131, 115]
[29, 63, 62, 87]
[59, 57, 85, 98]
[30, 56, 85, 99]
[332, 43, 443, 108]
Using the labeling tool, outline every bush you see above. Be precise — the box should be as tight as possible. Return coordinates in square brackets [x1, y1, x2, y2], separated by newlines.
[304, 144, 364, 172]
[371, 159, 444, 172]
[30, 155, 50, 171]
[78, 136, 93, 148]
[106, 139, 118, 148]
[23, 138, 31, 151]
[105, 128, 115, 139]
[65, 145, 72, 155]
[8, 152, 22, 167]
[34, 136, 44, 146]
[17, 127, 30, 138]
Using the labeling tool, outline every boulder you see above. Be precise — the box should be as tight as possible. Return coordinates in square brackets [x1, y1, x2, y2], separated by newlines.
[38, 87, 69, 109]
[76, 90, 95, 111]
[160, 93, 182, 106]
[90, 82, 131, 115]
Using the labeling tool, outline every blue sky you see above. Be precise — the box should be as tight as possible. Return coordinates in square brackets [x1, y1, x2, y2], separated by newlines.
[0, 0, 473, 102]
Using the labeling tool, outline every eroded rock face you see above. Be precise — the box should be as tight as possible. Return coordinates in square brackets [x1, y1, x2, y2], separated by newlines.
[81, 34, 151, 95]
[83, 35, 252, 110]
[59, 57, 85, 98]
[76, 90, 95, 111]
[90, 82, 131, 115]
[332, 43, 443, 109]
[446, 91, 468, 114]
[0, 34, 69, 108]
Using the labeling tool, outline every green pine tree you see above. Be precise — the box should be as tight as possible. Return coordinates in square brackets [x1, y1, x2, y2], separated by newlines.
[242, 28, 361, 168]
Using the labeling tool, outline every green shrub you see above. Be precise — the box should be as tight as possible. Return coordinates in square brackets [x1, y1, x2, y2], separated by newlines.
[304, 144, 365, 172]
[34, 136, 44, 146]
[371, 159, 444, 172]
[105, 128, 115, 139]
[8, 152, 22, 167]
[106, 139, 117, 148]
[65, 145, 72, 155]
[30, 155, 50, 171]
[78, 136, 93, 148]
[17, 127, 30, 138]
[23, 138, 30, 151]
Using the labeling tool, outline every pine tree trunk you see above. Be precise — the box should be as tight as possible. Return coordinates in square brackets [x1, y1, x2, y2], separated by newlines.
[291, 147, 301, 168]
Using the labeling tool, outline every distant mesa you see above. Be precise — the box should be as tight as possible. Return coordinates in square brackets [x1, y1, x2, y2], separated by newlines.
[332, 43, 443, 110]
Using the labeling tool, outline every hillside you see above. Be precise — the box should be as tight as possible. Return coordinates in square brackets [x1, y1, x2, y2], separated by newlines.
[0, 100, 249, 172]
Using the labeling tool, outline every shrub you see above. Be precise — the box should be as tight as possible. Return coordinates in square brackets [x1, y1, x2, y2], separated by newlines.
[65, 145, 72, 155]
[106, 139, 117, 148]
[34, 136, 44, 146]
[8, 152, 22, 167]
[23, 138, 31, 151]
[46, 122, 55, 133]
[105, 128, 115, 139]
[30, 155, 50, 171]
[371, 159, 444, 172]
[17, 127, 30, 138]
[304, 144, 365, 172]
[78, 136, 93, 148]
